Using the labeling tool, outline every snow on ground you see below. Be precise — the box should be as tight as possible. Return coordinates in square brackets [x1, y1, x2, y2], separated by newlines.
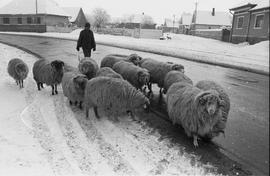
[0, 30, 268, 74]
[0, 43, 222, 175]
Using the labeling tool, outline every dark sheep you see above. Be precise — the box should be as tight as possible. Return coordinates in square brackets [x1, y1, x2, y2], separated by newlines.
[33, 59, 64, 95]
[84, 76, 150, 121]
[112, 61, 150, 91]
[7, 58, 29, 88]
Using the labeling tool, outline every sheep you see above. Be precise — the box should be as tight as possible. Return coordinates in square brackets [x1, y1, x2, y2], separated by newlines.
[112, 61, 150, 91]
[78, 58, 99, 79]
[166, 82, 222, 147]
[84, 76, 150, 121]
[61, 71, 88, 109]
[33, 59, 64, 95]
[7, 58, 29, 88]
[163, 70, 193, 94]
[140, 58, 185, 95]
[195, 80, 230, 140]
[96, 67, 123, 79]
[100, 53, 142, 68]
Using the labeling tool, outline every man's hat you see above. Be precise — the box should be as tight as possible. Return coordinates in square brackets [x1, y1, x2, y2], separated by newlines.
[85, 22, 90, 28]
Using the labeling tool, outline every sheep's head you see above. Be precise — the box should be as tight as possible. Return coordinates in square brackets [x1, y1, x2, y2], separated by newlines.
[137, 70, 150, 85]
[132, 91, 150, 113]
[127, 54, 142, 66]
[73, 74, 88, 94]
[196, 90, 221, 116]
[15, 63, 28, 79]
[172, 64, 185, 73]
[51, 60, 64, 72]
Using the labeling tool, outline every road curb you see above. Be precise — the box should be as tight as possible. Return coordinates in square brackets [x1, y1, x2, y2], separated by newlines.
[0, 32, 268, 76]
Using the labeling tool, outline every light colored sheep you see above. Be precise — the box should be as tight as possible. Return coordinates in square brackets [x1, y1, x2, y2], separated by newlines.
[166, 82, 222, 147]
[96, 67, 123, 79]
[78, 58, 99, 79]
[62, 71, 88, 109]
[140, 58, 185, 94]
[33, 59, 64, 95]
[112, 61, 150, 91]
[163, 70, 193, 94]
[100, 53, 142, 68]
[84, 76, 150, 121]
[7, 58, 29, 88]
[195, 80, 230, 139]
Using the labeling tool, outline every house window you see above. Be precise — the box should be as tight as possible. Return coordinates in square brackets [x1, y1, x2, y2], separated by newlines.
[27, 17, 32, 24]
[237, 16, 244, 29]
[17, 17, 22, 24]
[254, 14, 264, 28]
[3, 17, 10, 24]
[36, 17, 41, 24]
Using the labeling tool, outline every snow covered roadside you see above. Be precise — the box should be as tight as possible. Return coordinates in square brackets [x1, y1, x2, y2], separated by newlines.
[0, 43, 224, 176]
[0, 31, 269, 75]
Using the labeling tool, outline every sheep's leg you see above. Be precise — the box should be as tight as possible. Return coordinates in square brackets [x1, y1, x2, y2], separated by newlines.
[40, 83, 44, 88]
[16, 80, 19, 85]
[21, 80, 24, 88]
[85, 108, 89, 118]
[69, 100, 73, 105]
[51, 85, 55, 95]
[93, 106, 100, 119]
[55, 85, 58, 94]
[158, 88, 163, 104]
[79, 101, 83, 109]
[74, 101, 78, 106]
[193, 135, 199, 148]
[147, 82, 152, 93]
[37, 82, 41, 91]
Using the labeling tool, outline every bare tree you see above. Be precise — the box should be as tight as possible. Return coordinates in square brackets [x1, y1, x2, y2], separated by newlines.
[142, 15, 154, 25]
[92, 8, 111, 30]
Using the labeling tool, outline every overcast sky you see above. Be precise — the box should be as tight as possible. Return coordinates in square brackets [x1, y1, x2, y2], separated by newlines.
[0, 0, 246, 24]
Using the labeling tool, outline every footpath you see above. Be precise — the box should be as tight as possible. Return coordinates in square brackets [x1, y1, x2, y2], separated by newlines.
[0, 31, 268, 76]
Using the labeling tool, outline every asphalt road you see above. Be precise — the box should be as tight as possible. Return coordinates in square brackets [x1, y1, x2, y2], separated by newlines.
[0, 34, 269, 176]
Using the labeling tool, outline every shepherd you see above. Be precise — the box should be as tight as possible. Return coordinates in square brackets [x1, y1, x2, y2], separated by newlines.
[76, 22, 96, 58]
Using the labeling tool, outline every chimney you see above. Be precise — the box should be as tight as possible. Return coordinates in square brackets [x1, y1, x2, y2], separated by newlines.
[212, 8, 215, 16]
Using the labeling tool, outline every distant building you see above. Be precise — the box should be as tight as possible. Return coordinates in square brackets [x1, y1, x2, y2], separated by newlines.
[115, 14, 156, 29]
[190, 8, 232, 34]
[162, 18, 180, 33]
[229, 0, 269, 44]
[62, 7, 87, 28]
[0, 0, 70, 33]
[179, 13, 192, 34]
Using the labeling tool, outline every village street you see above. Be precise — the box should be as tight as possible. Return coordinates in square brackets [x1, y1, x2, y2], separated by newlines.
[0, 34, 269, 175]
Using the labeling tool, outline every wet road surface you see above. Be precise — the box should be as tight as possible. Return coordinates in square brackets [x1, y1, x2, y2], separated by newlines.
[0, 34, 269, 175]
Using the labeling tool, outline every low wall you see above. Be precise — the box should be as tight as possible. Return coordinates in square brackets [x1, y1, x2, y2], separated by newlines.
[46, 26, 72, 33]
[193, 29, 223, 40]
[140, 29, 163, 39]
[0, 25, 46, 32]
[97, 28, 162, 39]
[192, 29, 231, 42]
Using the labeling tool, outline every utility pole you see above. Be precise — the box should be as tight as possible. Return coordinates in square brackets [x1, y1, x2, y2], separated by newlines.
[173, 14, 175, 33]
[36, 0, 38, 14]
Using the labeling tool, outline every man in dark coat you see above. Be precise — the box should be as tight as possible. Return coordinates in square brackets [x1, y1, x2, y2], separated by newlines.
[76, 22, 96, 57]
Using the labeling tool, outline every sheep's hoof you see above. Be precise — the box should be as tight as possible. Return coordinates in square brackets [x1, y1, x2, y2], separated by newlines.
[69, 101, 72, 105]
[52, 92, 54, 95]
[93, 107, 100, 119]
